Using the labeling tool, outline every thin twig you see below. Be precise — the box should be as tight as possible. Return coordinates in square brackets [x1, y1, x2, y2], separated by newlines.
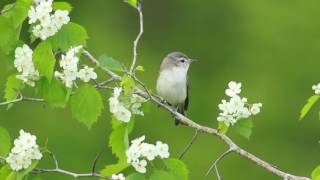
[129, 3, 144, 74]
[214, 165, 223, 180]
[178, 130, 199, 160]
[82, 50, 121, 81]
[0, 93, 44, 106]
[205, 148, 234, 177]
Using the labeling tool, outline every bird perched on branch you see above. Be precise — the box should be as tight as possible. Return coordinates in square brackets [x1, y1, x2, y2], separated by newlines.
[156, 52, 196, 125]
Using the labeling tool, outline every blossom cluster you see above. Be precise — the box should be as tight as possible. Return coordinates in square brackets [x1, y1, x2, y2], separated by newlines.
[28, 0, 70, 40]
[312, 83, 320, 95]
[111, 173, 125, 180]
[54, 46, 97, 88]
[126, 136, 170, 173]
[217, 81, 262, 127]
[14, 44, 40, 87]
[109, 87, 146, 122]
[6, 130, 42, 171]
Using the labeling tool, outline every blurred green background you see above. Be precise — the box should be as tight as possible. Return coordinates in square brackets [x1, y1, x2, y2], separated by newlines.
[1, 0, 320, 179]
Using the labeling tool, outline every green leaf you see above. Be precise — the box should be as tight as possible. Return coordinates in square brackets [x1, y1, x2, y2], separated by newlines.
[52, 2, 73, 12]
[109, 117, 130, 163]
[312, 165, 320, 180]
[70, 84, 103, 129]
[126, 173, 146, 180]
[0, 165, 12, 180]
[48, 22, 88, 51]
[120, 75, 136, 94]
[218, 122, 229, 134]
[15, 160, 38, 180]
[163, 158, 189, 180]
[98, 54, 123, 72]
[135, 66, 144, 72]
[2, 0, 32, 28]
[24, 174, 42, 180]
[100, 163, 129, 177]
[149, 171, 176, 180]
[0, 127, 11, 157]
[37, 78, 70, 108]
[125, 0, 138, 7]
[33, 41, 56, 81]
[0, 0, 32, 55]
[231, 118, 253, 139]
[300, 95, 320, 120]
[4, 74, 25, 109]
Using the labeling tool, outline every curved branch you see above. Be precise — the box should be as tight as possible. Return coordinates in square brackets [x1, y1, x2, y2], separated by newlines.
[0, 93, 44, 106]
[129, 4, 144, 74]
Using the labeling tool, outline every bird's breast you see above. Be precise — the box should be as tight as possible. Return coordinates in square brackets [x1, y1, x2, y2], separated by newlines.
[156, 67, 187, 105]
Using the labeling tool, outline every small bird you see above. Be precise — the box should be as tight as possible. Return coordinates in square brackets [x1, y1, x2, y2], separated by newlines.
[156, 52, 195, 125]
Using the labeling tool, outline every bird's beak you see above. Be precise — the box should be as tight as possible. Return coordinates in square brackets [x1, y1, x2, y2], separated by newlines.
[189, 59, 197, 63]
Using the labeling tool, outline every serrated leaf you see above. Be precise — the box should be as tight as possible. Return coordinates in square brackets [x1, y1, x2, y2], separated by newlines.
[125, 0, 138, 7]
[70, 85, 103, 129]
[48, 22, 88, 51]
[120, 75, 135, 94]
[163, 158, 189, 180]
[135, 66, 144, 72]
[149, 171, 176, 180]
[2, 0, 32, 28]
[126, 173, 146, 180]
[0, 0, 31, 55]
[218, 122, 229, 134]
[4, 74, 25, 109]
[52, 2, 73, 12]
[98, 54, 123, 72]
[312, 165, 320, 180]
[100, 163, 129, 177]
[231, 118, 253, 139]
[0, 127, 11, 157]
[300, 95, 320, 120]
[109, 117, 129, 163]
[33, 41, 56, 81]
[37, 78, 70, 108]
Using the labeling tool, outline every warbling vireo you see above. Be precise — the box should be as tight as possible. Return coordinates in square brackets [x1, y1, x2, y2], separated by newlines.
[156, 52, 195, 125]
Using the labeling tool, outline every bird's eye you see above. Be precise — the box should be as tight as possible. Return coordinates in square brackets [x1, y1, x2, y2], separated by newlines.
[179, 58, 186, 63]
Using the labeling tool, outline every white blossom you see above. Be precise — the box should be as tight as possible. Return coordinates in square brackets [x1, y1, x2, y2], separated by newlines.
[55, 46, 96, 88]
[13, 45, 39, 86]
[78, 66, 97, 82]
[126, 136, 170, 174]
[111, 173, 125, 180]
[28, 0, 69, 40]
[114, 105, 132, 123]
[140, 143, 157, 161]
[132, 159, 147, 174]
[156, 141, 170, 158]
[312, 83, 320, 95]
[6, 130, 42, 171]
[217, 81, 262, 127]
[250, 103, 263, 115]
[52, 10, 70, 28]
[225, 81, 241, 97]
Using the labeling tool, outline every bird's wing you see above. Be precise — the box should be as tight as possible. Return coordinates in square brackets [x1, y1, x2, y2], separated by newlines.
[184, 76, 189, 113]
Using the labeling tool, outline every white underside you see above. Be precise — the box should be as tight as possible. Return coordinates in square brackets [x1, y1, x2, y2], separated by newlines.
[156, 67, 187, 105]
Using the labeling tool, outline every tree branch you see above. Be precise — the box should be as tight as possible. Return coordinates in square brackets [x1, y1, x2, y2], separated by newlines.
[129, 3, 144, 74]
[205, 148, 234, 177]
[0, 154, 111, 179]
[0, 93, 44, 106]
[178, 130, 199, 160]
